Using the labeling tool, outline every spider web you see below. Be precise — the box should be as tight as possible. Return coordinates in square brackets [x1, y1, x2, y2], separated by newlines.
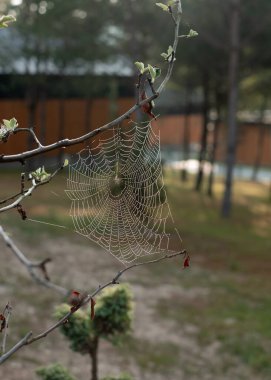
[66, 122, 182, 264]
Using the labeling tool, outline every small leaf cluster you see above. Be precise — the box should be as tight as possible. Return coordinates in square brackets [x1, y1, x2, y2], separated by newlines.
[179, 29, 199, 38]
[134, 62, 161, 83]
[0, 15, 16, 29]
[0, 118, 18, 142]
[30, 166, 51, 183]
[36, 363, 76, 380]
[155, 1, 175, 12]
[161, 45, 175, 62]
[55, 285, 133, 354]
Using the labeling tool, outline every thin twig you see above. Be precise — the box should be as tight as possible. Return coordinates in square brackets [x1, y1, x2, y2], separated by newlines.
[0, 249, 186, 364]
[14, 128, 43, 147]
[1, 303, 12, 356]
[157, 0, 182, 94]
[0, 190, 28, 206]
[0, 226, 68, 296]
[0, 332, 33, 365]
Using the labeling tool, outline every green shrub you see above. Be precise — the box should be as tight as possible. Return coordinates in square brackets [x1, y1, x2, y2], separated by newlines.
[36, 363, 76, 380]
[54, 304, 93, 354]
[94, 285, 133, 343]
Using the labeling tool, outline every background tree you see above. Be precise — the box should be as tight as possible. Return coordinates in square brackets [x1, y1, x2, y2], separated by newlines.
[240, 71, 271, 182]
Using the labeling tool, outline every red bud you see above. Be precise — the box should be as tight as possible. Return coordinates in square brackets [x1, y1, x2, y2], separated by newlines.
[183, 255, 190, 269]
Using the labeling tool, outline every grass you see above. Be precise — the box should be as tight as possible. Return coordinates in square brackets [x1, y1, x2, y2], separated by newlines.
[0, 169, 271, 378]
[119, 337, 180, 374]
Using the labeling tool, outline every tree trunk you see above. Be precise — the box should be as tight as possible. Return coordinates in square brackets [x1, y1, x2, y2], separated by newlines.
[251, 124, 266, 182]
[251, 96, 268, 181]
[207, 92, 222, 197]
[195, 76, 210, 191]
[221, 0, 240, 218]
[181, 89, 191, 182]
[89, 337, 99, 380]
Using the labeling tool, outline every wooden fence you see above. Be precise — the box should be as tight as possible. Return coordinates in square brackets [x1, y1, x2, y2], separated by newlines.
[0, 99, 270, 166]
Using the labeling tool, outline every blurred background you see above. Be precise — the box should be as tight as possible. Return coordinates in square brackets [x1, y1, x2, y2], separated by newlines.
[0, 0, 271, 379]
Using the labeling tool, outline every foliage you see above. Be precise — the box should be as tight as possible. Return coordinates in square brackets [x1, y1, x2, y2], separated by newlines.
[31, 167, 51, 183]
[36, 363, 76, 380]
[55, 304, 94, 354]
[93, 285, 133, 343]
[0, 118, 18, 142]
[55, 285, 133, 354]
[0, 14, 16, 28]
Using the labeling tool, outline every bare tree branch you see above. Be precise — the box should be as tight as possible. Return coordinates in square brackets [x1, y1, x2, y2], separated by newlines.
[0, 249, 186, 365]
[158, 0, 182, 94]
[0, 332, 33, 365]
[0, 226, 68, 296]
[1, 303, 12, 356]
[0, 164, 65, 213]
[14, 128, 43, 148]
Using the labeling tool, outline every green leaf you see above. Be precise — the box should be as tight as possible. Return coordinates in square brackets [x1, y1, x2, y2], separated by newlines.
[134, 61, 145, 74]
[179, 29, 199, 39]
[6, 118, 18, 130]
[154, 67, 161, 79]
[1, 118, 18, 132]
[161, 46, 175, 62]
[155, 3, 169, 12]
[167, 45, 174, 55]
[63, 159, 69, 168]
[31, 166, 51, 182]
[0, 15, 16, 29]
[2, 119, 11, 129]
[187, 29, 199, 38]
[148, 64, 157, 83]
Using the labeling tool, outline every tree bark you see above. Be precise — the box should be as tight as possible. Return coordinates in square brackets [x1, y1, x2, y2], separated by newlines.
[251, 96, 268, 181]
[89, 337, 99, 380]
[207, 92, 222, 197]
[221, 0, 240, 217]
[195, 75, 210, 191]
[181, 89, 191, 182]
